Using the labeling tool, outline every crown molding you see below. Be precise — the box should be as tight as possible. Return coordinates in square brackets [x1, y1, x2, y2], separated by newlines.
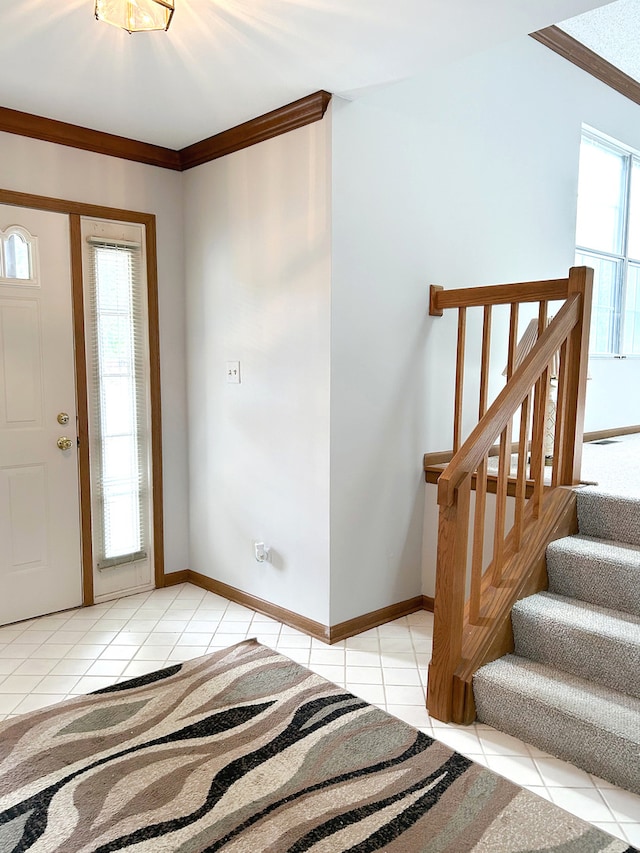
[0, 105, 182, 170]
[0, 91, 332, 173]
[179, 90, 332, 170]
[530, 25, 640, 108]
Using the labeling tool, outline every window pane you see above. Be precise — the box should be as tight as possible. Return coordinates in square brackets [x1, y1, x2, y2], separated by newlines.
[99, 314, 134, 374]
[623, 263, 640, 355]
[96, 248, 133, 312]
[5, 233, 31, 279]
[576, 251, 622, 354]
[576, 136, 627, 255]
[90, 242, 148, 566]
[101, 375, 135, 436]
[103, 488, 140, 558]
[628, 159, 640, 261]
[103, 435, 137, 483]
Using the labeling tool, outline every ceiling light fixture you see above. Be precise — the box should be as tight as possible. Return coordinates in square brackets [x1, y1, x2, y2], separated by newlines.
[95, 0, 174, 33]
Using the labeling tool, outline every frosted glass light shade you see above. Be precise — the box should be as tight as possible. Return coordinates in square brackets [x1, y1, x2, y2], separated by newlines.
[95, 0, 174, 33]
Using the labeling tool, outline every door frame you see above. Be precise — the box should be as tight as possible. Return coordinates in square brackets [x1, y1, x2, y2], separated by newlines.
[0, 188, 165, 606]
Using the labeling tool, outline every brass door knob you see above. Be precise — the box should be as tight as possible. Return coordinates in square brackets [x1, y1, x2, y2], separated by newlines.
[57, 412, 70, 425]
[57, 437, 74, 451]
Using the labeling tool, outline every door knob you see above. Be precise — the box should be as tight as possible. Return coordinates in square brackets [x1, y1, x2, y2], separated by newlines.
[57, 437, 74, 451]
[57, 412, 70, 425]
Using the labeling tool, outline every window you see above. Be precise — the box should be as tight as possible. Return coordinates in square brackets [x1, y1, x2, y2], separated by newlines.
[86, 236, 151, 571]
[0, 227, 36, 282]
[576, 130, 640, 356]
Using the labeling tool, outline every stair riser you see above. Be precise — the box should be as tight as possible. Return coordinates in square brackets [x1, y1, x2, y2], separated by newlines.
[474, 675, 640, 795]
[512, 608, 640, 699]
[577, 491, 640, 547]
[546, 549, 640, 618]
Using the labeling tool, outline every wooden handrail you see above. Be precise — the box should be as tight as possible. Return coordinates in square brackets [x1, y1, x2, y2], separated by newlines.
[429, 278, 569, 315]
[426, 267, 593, 724]
[437, 293, 580, 507]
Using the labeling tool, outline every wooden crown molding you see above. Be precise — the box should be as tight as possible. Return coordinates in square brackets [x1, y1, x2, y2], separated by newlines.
[0, 91, 332, 173]
[0, 106, 182, 170]
[530, 25, 640, 109]
[179, 90, 332, 170]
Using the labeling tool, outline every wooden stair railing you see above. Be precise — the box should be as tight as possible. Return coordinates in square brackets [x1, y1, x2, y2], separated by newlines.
[426, 266, 593, 724]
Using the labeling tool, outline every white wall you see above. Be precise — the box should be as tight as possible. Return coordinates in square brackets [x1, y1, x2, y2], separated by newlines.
[0, 132, 189, 576]
[183, 119, 332, 626]
[583, 358, 640, 431]
[7, 27, 638, 627]
[330, 35, 640, 613]
[329, 98, 430, 623]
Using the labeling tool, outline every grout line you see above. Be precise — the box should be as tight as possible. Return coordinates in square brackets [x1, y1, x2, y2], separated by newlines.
[0, 583, 637, 843]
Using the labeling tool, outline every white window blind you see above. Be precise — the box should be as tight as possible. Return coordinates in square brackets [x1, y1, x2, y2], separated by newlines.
[86, 239, 150, 570]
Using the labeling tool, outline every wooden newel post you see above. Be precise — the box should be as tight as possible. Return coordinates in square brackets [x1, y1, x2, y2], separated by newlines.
[426, 477, 471, 722]
[558, 266, 593, 486]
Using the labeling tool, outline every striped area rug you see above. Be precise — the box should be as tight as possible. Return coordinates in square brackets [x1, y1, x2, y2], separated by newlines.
[0, 639, 635, 852]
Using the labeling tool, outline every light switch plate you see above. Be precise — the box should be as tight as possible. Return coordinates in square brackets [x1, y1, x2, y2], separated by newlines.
[226, 361, 241, 383]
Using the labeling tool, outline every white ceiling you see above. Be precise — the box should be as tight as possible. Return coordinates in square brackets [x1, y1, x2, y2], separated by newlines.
[559, 0, 640, 81]
[0, 0, 617, 149]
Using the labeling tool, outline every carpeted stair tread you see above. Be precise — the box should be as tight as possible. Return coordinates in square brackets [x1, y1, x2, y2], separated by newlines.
[473, 654, 640, 794]
[472, 486, 640, 796]
[547, 534, 640, 617]
[512, 591, 640, 698]
[577, 488, 640, 547]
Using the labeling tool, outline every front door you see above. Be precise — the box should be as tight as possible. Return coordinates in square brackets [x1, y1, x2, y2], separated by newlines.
[0, 205, 82, 625]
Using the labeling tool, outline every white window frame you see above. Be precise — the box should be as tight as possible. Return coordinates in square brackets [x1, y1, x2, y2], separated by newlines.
[576, 127, 640, 358]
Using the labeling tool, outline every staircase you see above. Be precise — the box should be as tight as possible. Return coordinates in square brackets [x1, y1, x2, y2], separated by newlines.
[473, 487, 640, 794]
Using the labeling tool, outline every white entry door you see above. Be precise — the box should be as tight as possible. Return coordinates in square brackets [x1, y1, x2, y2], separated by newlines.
[0, 205, 82, 625]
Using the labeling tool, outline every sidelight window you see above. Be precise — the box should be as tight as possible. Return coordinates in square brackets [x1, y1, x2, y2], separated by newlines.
[85, 237, 151, 570]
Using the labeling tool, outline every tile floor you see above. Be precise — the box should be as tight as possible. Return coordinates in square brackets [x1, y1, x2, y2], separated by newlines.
[1, 582, 639, 845]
